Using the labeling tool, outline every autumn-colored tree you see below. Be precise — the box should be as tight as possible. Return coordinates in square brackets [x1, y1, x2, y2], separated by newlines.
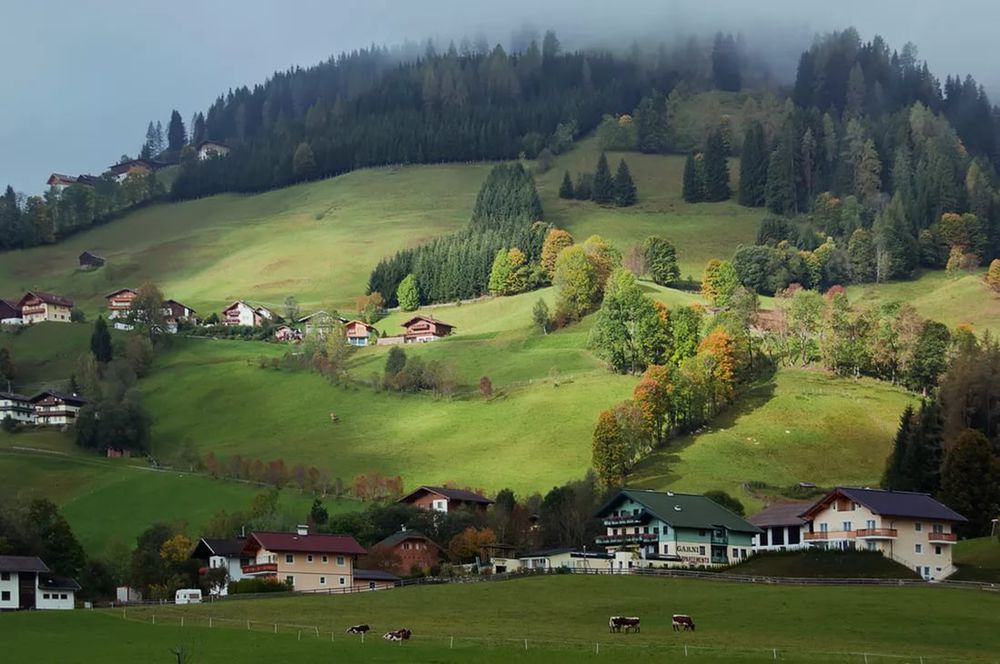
[159, 533, 193, 565]
[204, 451, 220, 478]
[541, 228, 574, 279]
[591, 401, 645, 488]
[701, 258, 722, 301]
[479, 375, 493, 398]
[361, 544, 403, 573]
[632, 364, 674, 446]
[581, 235, 621, 289]
[447, 527, 497, 562]
[554, 244, 600, 321]
[988, 259, 1000, 293]
[698, 328, 736, 404]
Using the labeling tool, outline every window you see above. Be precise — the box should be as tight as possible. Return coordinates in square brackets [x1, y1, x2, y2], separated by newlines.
[337, 556, 345, 566]
[773, 528, 785, 546]
[932, 524, 944, 533]
[1, 591, 8, 602]
[914, 522, 922, 532]
[369, 581, 376, 590]
[653, 527, 659, 535]
[322, 555, 328, 564]
[698, 530, 706, 537]
[842, 521, 852, 532]
[788, 529, 801, 545]
[0, 572, 8, 581]
[866, 541, 877, 551]
[285, 576, 294, 586]
[698, 546, 706, 556]
[915, 543, 923, 554]
[319, 577, 326, 585]
[866, 520, 876, 530]
[662, 543, 669, 555]
[935, 545, 942, 556]
[819, 523, 829, 533]
[732, 548, 738, 559]
[339, 577, 346, 586]
[759, 530, 769, 546]
[43, 593, 50, 600]
[60, 594, 67, 600]
[285, 554, 294, 564]
[307, 555, 314, 563]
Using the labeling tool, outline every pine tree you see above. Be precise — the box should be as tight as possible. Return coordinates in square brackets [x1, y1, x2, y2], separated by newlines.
[613, 159, 637, 207]
[703, 129, 731, 201]
[882, 404, 915, 490]
[901, 401, 944, 494]
[592, 152, 614, 204]
[738, 121, 767, 207]
[939, 429, 1000, 537]
[167, 110, 186, 152]
[682, 153, 704, 203]
[558, 170, 574, 199]
[765, 130, 798, 215]
[90, 316, 112, 364]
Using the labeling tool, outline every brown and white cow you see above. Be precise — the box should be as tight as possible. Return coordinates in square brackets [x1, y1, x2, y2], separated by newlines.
[383, 628, 413, 641]
[345, 624, 370, 635]
[609, 616, 641, 633]
[672, 614, 695, 631]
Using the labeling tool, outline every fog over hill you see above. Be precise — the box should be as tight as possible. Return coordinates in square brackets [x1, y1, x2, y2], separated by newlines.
[1, 0, 994, 194]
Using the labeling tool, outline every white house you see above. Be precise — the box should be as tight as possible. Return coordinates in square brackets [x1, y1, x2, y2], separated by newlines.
[0, 555, 79, 610]
[0, 299, 22, 326]
[0, 392, 35, 425]
[191, 538, 250, 596]
[749, 503, 809, 552]
[31, 391, 87, 426]
[196, 140, 230, 160]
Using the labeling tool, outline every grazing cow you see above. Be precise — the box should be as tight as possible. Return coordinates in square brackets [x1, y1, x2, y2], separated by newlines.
[383, 628, 412, 641]
[672, 614, 695, 631]
[609, 616, 641, 633]
[346, 624, 370, 635]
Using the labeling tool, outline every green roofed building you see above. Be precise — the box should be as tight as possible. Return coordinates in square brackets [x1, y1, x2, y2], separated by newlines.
[594, 489, 762, 570]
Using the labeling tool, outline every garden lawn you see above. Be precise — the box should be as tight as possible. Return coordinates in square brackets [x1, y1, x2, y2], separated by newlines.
[629, 368, 916, 512]
[0, 433, 349, 554]
[115, 574, 1000, 662]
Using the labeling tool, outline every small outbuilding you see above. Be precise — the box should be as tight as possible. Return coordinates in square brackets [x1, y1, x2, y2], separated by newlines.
[78, 251, 105, 270]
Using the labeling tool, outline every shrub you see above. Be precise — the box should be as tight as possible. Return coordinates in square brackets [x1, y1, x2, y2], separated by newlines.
[228, 578, 293, 594]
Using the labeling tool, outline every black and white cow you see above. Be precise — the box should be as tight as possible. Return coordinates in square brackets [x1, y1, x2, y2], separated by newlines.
[346, 624, 370, 635]
[383, 628, 413, 641]
[672, 614, 695, 631]
[608, 616, 641, 633]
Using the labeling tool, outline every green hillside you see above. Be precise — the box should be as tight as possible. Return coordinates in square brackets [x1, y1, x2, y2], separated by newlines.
[952, 537, 1000, 582]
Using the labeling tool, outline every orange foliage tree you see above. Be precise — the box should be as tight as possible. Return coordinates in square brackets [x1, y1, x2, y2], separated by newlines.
[698, 328, 736, 405]
[632, 364, 674, 446]
[447, 527, 497, 562]
[541, 228, 574, 278]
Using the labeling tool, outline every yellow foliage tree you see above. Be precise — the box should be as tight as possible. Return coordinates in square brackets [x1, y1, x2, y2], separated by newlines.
[159, 534, 193, 565]
[987, 259, 1000, 293]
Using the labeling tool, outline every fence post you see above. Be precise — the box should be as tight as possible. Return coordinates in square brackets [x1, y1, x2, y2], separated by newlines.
[274, 623, 277, 634]
[450, 636, 454, 649]
[684, 645, 688, 657]
[361, 632, 365, 645]
[152, 614, 155, 625]
[596, 642, 599, 655]
[181, 617, 184, 628]
[864, 654, 868, 664]
[209, 617, 212, 628]
[314, 626, 319, 637]
[773, 647, 777, 660]
[298, 630, 301, 641]
[524, 639, 528, 651]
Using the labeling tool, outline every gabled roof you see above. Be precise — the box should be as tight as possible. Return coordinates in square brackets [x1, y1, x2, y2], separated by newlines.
[519, 547, 574, 558]
[298, 311, 346, 323]
[398, 486, 494, 506]
[104, 288, 137, 299]
[192, 538, 245, 558]
[30, 391, 88, 406]
[195, 140, 230, 150]
[38, 573, 81, 591]
[400, 315, 455, 329]
[373, 530, 443, 551]
[109, 159, 156, 174]
[801, 487, 968, 523]
[19, 291, 74, 308]
[254, 306, 282, 321]
[75, 175, 102, 187]
[353, 568, 400, 582]
[595, 489, 762, 534]
[0, 555, 49, 573]
[223, 300, 252, 312]
[0, 391, 31, 402]
[344, 319, 376, 334]
[244, 531, 366, 556]
[164, 299, 196, 313]
[47, 173, 77, 186]
[0, 299, 19, 317]
[749, 503, 808, 528]
[79, 251, 104, 260]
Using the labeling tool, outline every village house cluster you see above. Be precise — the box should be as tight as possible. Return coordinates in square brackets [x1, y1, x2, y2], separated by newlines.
[0, 390, 87, 428]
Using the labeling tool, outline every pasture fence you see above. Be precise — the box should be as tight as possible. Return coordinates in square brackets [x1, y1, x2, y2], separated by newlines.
[98, 607, 980, 663]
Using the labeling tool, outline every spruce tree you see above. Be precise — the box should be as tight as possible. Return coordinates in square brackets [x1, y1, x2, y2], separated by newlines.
[901, 401, 944, 494]
[703, 128, 731, 202]
[613, 159, 637, 207]
[167, 110, 186, 152]
[682, 153, 704, 203]
[939, 429, 1000, 537]
[738, 121, 767, 207]
[882, 404, 915, 490]
[90, 316, 112, 364]
[592, 152, 614, 204]
[558, 170, 574, 199]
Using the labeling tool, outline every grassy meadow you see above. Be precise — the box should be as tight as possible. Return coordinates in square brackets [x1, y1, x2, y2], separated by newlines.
[98, 575, 1000, 662]
[952, 536, 1000, 582]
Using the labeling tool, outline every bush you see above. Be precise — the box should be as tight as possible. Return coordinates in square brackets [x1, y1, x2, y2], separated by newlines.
[228, 578, 293, 594]
[70, 309, 86, 323]
[1, 415, 16, 433]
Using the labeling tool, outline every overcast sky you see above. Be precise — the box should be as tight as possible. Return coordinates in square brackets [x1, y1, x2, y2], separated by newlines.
[2, 1, 995, 194]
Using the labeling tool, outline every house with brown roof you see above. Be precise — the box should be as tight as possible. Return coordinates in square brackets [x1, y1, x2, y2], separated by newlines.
[400, 315, 455, 343]
[18, 292, 74, 323]
[0, 299, 21, 325]
[31, 391, 87, 426]
[0, 392, 35, 425]
[352, 568, 400, 591]
[46, 174, 79, 193]
[345, 320, 377, 346]
[163, 299, 196, 332]
[105, 288, 137, 329]
[0, 555, 80, 611]
[109, 158, 157, 182]
[397, 486, 494, 514]
[240, 525, 366, 592]
[191, 538, 250, 596]
[298, 311, 346, 338]
[222, 301, 281, 328]
[749, 503, 809, 552]
[800, 487, 967, 580]
[196, 140, 230, 160]
[370, 528, 443, 576]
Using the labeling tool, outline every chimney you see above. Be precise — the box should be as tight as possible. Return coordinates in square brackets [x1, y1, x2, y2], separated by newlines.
[400, 524, 406, 532]
[296, 524, 309, 536]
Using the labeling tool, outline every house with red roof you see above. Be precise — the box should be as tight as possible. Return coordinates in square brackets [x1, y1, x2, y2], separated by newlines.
[18, 291, 74, 323]
[397, 486, 494, 514]
[345, 320, 376, 346]
[799, 487, 967, 580]
[400, 315, 455, 343]
[240, 525, 366, 592]
[370, 528, 443, 576]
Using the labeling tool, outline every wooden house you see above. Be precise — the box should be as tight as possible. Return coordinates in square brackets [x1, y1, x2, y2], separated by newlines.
[352, 569, 399, 591]
[0, 392, 34, 425]
[18, 292, 74, 323]
[46, 174, 78, 193]
[400, 315, 455, 343]
[240, 525, 366, 592]
[78, 251, 105, 270]
[397, 486, 494, 514]
[109, 159, 156, 183]
[196, 140, 230, 160]
[105, 288, 137, 329]
[370, 528, 442, 576]
[274, 325, 303, 342]
[344, 320, 376, 346]
[163, 299, 196, 332]
[31, 391, 87, 426]
[298, 311, 345, 338]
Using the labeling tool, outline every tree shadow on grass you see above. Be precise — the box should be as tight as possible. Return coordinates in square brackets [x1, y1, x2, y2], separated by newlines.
[627, 378, 778, 490]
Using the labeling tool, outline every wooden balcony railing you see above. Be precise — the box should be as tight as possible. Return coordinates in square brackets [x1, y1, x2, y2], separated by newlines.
[242, 562, 278, 575]
[803, 530, 855, 541]
[855, 528, 898, 539]
[927, 532, 957, 543]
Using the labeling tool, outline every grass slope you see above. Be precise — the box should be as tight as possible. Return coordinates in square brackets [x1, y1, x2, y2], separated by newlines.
[0, 322, 93, 394]
[952, 537, 1000, 582]
[117, 575, 1000, 661]
[0, 432, 348, 553]
[629, 369, 915, 511]
[727, 550, 920, 579]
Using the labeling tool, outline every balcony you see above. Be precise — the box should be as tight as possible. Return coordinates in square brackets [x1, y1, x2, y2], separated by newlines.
[855, 528, 898, 540]
[602, 512, 650, 527]
[242, 562, 277, 575]
[595, 533, 659, 546]
[927, 532, 957, 543]
[804, 530, 855, 542]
